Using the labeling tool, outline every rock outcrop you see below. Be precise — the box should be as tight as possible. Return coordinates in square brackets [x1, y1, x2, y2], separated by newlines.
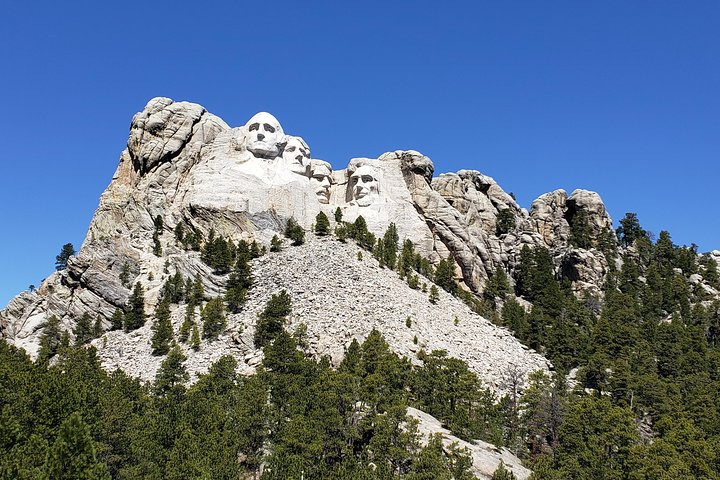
[1, 96, 618, 378]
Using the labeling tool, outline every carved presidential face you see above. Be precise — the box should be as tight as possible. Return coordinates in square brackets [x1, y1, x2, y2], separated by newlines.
[310, 160, 332, 204]
[245, 112, 284, 159]
[281, 136, 311, 175]
[350, 165, 380, 206]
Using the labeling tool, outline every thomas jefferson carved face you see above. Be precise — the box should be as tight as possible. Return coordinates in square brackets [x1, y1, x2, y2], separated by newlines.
[245, 112, 284, 159]
[281, 136, 311, 175]
[310, 160, 332, 204]
[350, 165, 380, 206]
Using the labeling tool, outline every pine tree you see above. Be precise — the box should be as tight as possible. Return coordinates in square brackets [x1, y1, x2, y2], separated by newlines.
[270, 234, 283, 252]
[382, 223, 399, 270]
[284, 217, 305, 246]
[123, 282, 146, 331]
[201, 297, 227, 341]
[153, 345, 188, 396]
[190, 324, 201, 351]
[484, 266, 511, 305]
[179, 304, 195, 343]
[254, 290, 292, 348]
[119, 262, 131, 287]
[334, 206, 343, 223]
[55, 243, 75, 271]
[429, 285, 440, 304]
[73, 313, 93, 346]
[492, 461, 517, 480]
[226, 251, 253, 313]
[151, 299, 174, 355]
[38, 315, 63, 361]
[92, 316, 103, 338]
[315, 211, 330, 236]
[190, 275, 205, 307]
[434, 254, 457, 294]
[616, 212, 647, 247]
[43, 412, 110, 480]
[496, 209, 516, 235]
[109, 308, 124, 331]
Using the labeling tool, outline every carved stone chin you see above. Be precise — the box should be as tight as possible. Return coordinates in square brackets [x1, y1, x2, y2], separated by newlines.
[280, 136, 311, 176]
[350, 164, 380, 206]
[245, 112, 284, 159]
[310, 160, 332, 204]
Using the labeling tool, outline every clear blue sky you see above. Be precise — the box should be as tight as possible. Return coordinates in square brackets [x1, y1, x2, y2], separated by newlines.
[1, 1, 718, 307]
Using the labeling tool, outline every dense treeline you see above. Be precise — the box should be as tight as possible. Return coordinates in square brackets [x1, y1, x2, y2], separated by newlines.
[0, 325, 513, 479]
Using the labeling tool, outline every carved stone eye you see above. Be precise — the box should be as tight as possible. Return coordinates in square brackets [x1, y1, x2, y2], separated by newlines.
[362, 175, 374, 183]
[263, 123, 275, 133]
[285, 146, 296, 152]
[249, 123, 260, 132]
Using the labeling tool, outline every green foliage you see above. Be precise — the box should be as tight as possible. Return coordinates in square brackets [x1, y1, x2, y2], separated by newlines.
[201, 297, 227, 341]
[150, 299, 173, 355]
[152, 215, 164, 257]
[334, 206, 343, 223]
[43, 412, 110, 480]
[270, 234, 283, 252]
[284, 217, 305, 246]
[616, 212, 647, 247]
[119, 262, 131, 287]
[178, 304, 194, 343]
[496, 209, 516, 235]
[201, 230, 234, 274]
[123, 282, 146, 331]
[484, 265, 511, 306]
[109, 308, 124, 331]
[55, 243, 75, 271]
[38, 315, 63, 361]
[153, 345, 188, 396]
[429, 285, 440, 304]
[314, 211, 330, 236]
[73, 313, 93, 346]
[348, 215, 376, 250]
[190, 324, 201, 351]
[254, 290, 292, 348]
[492, 461, 517, 480]
[225, 250, 253, 313]
[434, 254, 457, 294]
[382, 222, 399, 269]
[569, 209, 592, 249]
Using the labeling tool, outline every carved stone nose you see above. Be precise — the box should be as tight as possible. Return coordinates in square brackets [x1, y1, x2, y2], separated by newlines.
[257, 133, 265, 141]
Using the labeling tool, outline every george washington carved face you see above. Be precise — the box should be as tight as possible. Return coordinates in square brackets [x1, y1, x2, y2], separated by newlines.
[245, 112, 284, 159]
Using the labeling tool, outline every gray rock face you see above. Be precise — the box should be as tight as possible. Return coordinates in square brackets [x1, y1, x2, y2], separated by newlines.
[408, 407, 531, 479]
[2, 96, 620, 378]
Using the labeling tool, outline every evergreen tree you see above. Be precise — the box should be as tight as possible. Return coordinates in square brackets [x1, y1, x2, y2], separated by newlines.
[225, 251, 253, 313]
[107, 308, 123, 332]
[190, 323, 201, 351]
[382, 223, 399, 270]
[429, 285, 440, 304]
[484, 266, 511, 305]
[150, 299, 173, 355]
[616, 212, 647, 247]
[160, 272, 185, 304]
[492, 461, 517, 480]
[123, 282, 146, 331]
[178, 304, 195, 343]
[55, 243, 75, 271]
[284, 217, 305, 246]
[496, 209, 516, 235]
[153, 345, 188, 396]
[314, 211, 330, 236]
[43, 412, 110, 480]
[434, 254, 457, 294]
[119, 262, 131, 287]
[38, 315, 63, 361]
[399, 239, 415, 278]
[92, 316, 103, 338]
[201, 297, 227, 341]
[254, 290, 292, 348]
[407, 433, 451, 480]
[334, 206, 343, 223]
[189, 275, 205, 306]
[270, 234, 283, 252]
[569, 209, 592, 249]
[73, 313, 93, 346]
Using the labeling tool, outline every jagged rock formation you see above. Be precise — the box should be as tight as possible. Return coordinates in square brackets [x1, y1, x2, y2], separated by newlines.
[2, 96, 620, 378]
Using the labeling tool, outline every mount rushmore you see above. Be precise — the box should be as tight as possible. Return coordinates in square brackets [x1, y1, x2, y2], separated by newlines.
[0, 96, 620, 388]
